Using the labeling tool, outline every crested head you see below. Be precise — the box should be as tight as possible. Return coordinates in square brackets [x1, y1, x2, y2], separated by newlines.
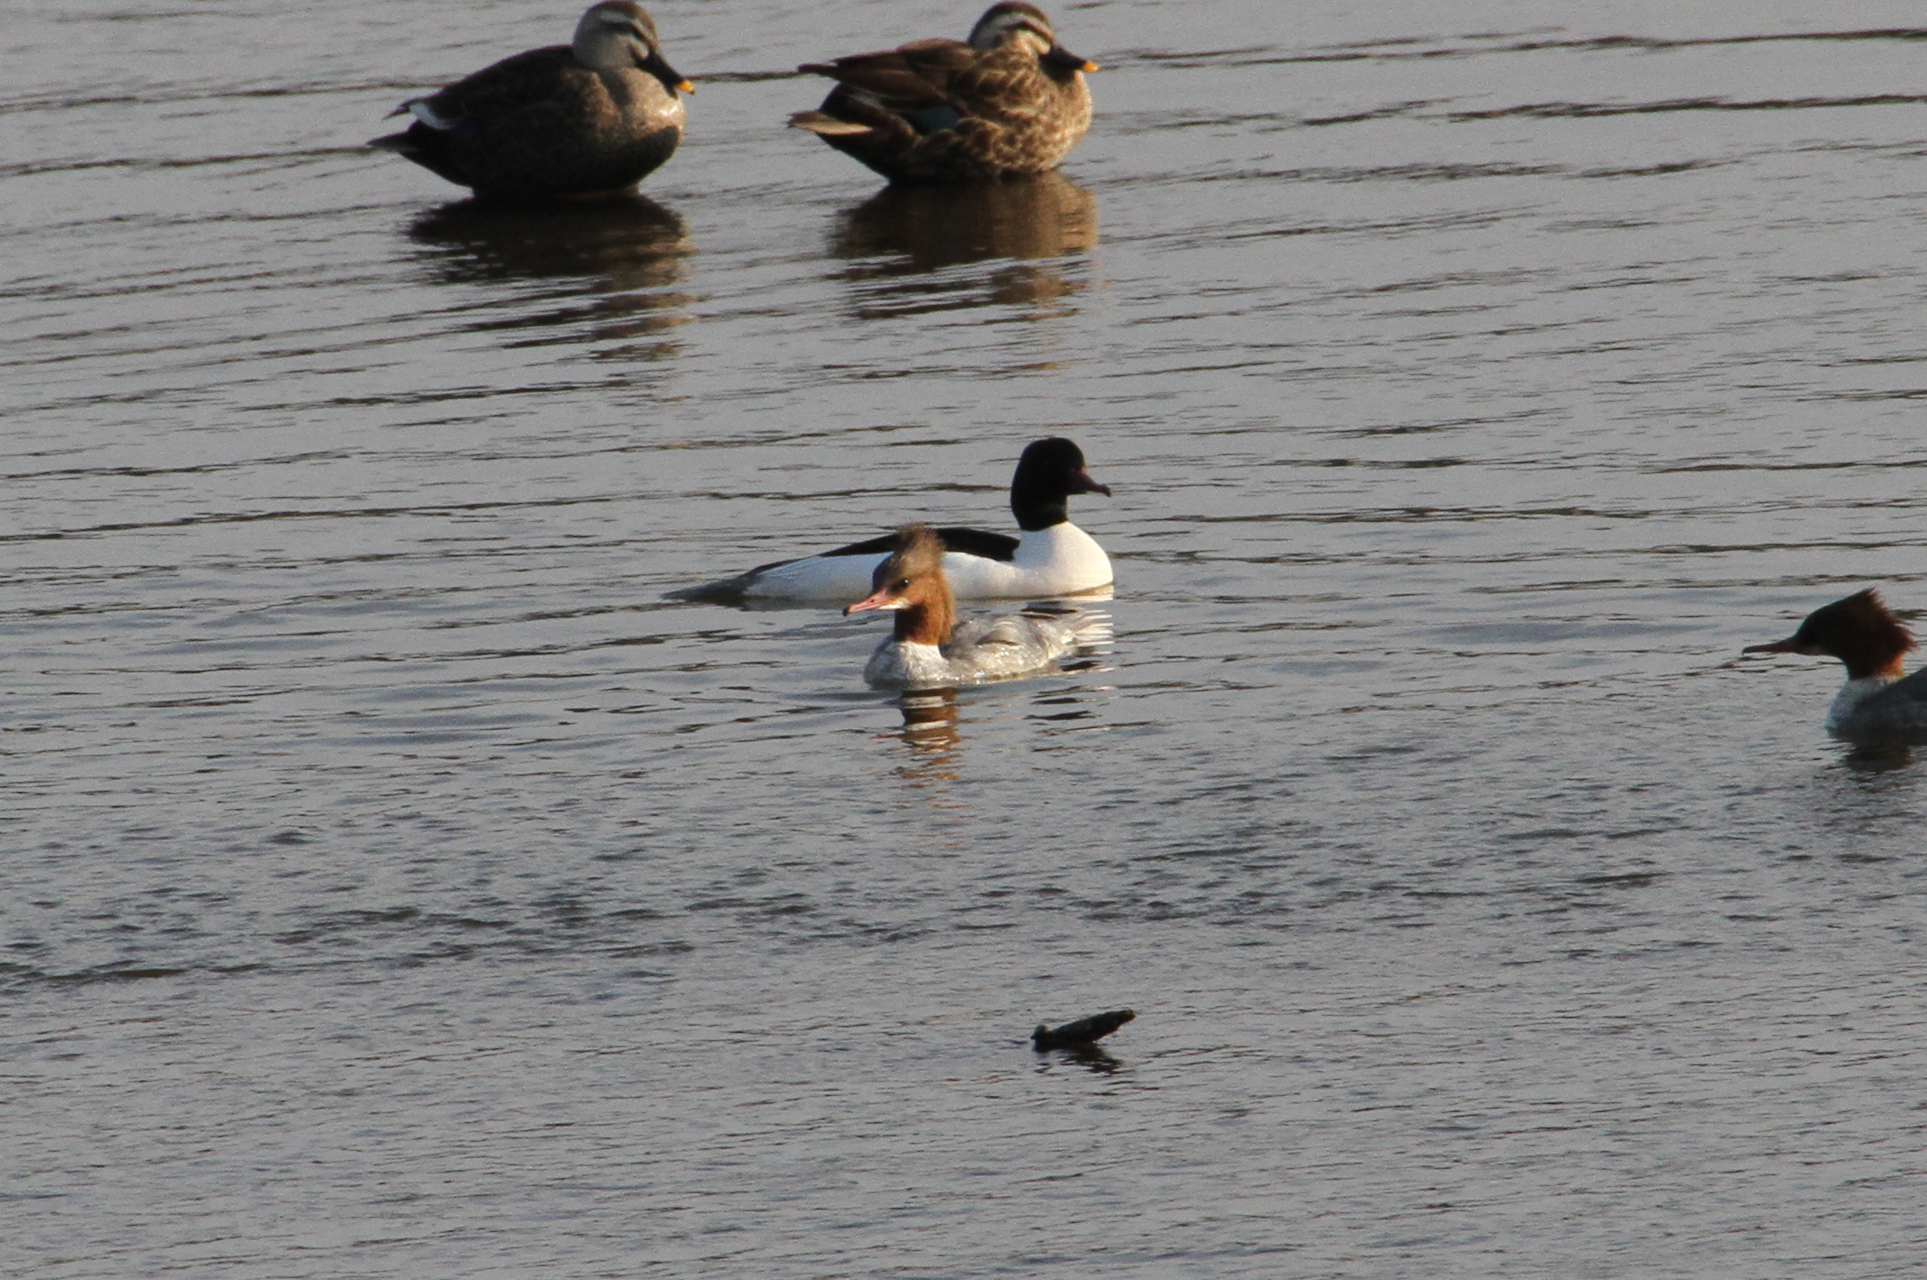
[1010, 437, 1111, 531]
[845, 523, 948, 610]
[1797, 589, 1914, 672]
[969, 1, 1056, 51]
[879, 522, 946, 588]
[1746, 588, 1915, 680]
[845, 524, 953, 645]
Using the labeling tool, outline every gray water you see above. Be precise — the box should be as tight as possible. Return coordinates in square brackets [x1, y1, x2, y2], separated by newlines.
[7, 0, 1927, 1275]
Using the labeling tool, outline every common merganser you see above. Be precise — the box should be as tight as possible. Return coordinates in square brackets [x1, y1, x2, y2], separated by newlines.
[843, 523, 1106, 688]
[673, 438, 1112, 604]
[1743, 588, 1927, 740]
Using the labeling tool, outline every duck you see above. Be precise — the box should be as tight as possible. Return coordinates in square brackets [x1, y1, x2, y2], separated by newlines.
[844, 523, 1107, 687]
[370, 1, 690, 201]
[1743, 588, 1927, 740]
[672, 438, 1112, 604]
[789, 1, 1097, 183]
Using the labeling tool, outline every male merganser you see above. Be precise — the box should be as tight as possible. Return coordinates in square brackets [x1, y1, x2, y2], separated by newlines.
[843, 523, 1106, 687]
[1743, 588, 1927, 740]
[673, 438, 1112, 604]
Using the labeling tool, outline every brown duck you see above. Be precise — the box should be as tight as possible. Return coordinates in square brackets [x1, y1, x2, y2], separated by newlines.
[371, 1, 691, 201]
[790, 2, 1097, 183]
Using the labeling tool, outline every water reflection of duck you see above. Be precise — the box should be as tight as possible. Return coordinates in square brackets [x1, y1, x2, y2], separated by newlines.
[835, 170, 1097, 271]
[901, 686, 961, 733]
[843, 524, 1108, 688]
[405, 196, 691, 345]
[1744, 589, 1927, 742]
[831, 173, 1096, 318]
[371, 1, 691, 201]
[895, 686, 963, 782]
[790, 2, 1097, 184]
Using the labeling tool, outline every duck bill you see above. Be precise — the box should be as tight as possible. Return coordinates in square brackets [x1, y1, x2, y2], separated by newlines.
[845, 590, 904, 616]
[642, 51, 694, 94]
[1044, 45, 1099, 73]
[1069, 468, 1112, 498]
[1742, 636, 1818, 656]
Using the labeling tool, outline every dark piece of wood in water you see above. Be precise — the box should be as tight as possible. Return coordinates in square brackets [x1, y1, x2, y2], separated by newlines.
[1031, 1008, 1135, 1050]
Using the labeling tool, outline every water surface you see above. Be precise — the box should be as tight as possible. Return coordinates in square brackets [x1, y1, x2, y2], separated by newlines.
[6, 1, 1927, 1275]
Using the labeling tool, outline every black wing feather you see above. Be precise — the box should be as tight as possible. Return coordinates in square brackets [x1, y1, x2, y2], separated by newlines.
[821, 526, 1018, 561]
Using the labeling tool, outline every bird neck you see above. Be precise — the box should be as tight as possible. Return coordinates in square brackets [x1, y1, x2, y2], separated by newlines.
[893, 580, 954, 646]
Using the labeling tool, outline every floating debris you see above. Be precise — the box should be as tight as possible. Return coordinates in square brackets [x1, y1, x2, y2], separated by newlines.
[1031, 1008, 1135, 1051]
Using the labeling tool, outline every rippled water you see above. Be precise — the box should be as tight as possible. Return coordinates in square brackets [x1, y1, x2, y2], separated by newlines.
[8, 1, 1927, 1275]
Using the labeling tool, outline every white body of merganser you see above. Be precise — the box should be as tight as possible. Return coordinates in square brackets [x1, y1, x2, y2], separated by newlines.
[673, 438, 1112, 604]
[1744, 588, 1927, 741]
[845, 523, 1107, 688]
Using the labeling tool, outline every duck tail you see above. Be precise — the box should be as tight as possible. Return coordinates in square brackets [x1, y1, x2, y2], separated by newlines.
[789, 110, 873, 137]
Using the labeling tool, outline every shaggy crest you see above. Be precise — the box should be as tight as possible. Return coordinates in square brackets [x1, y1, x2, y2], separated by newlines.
[1799, 589, 1914, 670]
[1747, 587, 1916, 680]
[871, 523, 946, 592]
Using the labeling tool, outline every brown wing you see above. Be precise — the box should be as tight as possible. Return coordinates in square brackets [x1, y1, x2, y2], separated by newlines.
[420, 46, 580, 126]
[940, 48, 1051, 117]
[801, 38, 977, 115]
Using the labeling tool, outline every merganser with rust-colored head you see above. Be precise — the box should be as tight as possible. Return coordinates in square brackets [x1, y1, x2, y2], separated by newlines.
[1743, 588, 1927, 740]
[672, 438, 1113, 605]
[789, 1, 1097, 183]
[843, 523, 1106, 687]
[371, 1, 691, 201]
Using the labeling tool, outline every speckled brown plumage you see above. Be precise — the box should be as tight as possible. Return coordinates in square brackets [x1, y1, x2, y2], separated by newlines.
[790, 2, 1096, 184]
[372, 1, 689, 201]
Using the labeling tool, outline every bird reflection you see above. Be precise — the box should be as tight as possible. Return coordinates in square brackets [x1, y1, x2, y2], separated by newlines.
[1035, 1043, 1123, 1075]
[404, 195, 693, 353]
[1842, 740, 1914, 773]
[895, 687, 962, 787]
[830, 171, 1097, 319]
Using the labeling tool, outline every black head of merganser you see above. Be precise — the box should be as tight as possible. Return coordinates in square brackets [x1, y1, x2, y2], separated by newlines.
[1009, 436, 1111, 531]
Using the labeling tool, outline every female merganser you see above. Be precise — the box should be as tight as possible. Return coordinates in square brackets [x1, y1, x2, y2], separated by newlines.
[1743, 588, 1927, 740]
[844, 523, 1105, 687]
[674, 438, 1111, 604]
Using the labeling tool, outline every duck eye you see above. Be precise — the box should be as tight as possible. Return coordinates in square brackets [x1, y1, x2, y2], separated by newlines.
[894, 578, 911, 590]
